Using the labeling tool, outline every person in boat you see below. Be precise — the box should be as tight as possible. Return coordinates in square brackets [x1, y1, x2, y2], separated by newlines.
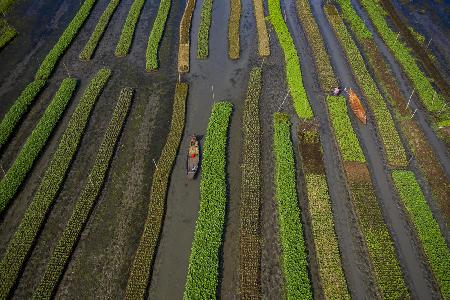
[332, 86, 342, 96]
[189, 135, 199, 159]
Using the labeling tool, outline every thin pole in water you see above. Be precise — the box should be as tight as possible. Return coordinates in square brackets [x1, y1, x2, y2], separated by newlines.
[406, 89, 415, 110]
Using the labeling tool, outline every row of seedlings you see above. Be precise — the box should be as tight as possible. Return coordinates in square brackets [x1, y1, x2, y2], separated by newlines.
[0, 68, 112, 299]
[146, 0, 171, 70]
[272, 113, 312, 299]
[357, 0, 450, 139]
[251, 0, 270, 56]
[228, 0, 240, 59]
[292, 1, 352, 299]
[178, 0, 196, 72]
[344, 0, 450, 223]
[375, 0, 449, 101]
[325, 4, 409, 298]
[115, 0, 146, 57]
[34, 87, 133, 298]
[79, 0, 122, 60]
[335, 0, 450, 223]
[0, 0, 98, 149]
[184, 101, 233, 299]
[326, 95, 409, 299]
[268, 0, 313, 119]
[124, 83, 189, 299]
[239, 67, 262, 297]
[297, 123, 350, 299]
[332, 1, 450, 296]
[325, 4, 407, 167]
[0, 18, 17, 48]
[196, 0, 213, 59]
[0, 78, 77, 213]
[269, 0, 348, 298]
[294, 1, 409, 297]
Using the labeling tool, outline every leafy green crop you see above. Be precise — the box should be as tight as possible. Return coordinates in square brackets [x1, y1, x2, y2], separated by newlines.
[347, 167, 409, 299]
[115, 0, 145, 57]
[0, 79, 46, 149]
[268, 0, 313, 119]
[228, 0, 240, 59]
[305, 174, 350, 299]
[0, 78, 77, 214]
[239, 68, 262, 297]
[0, 0, 97, 152]
[392, 170, 450, 299]
[294, 0, 337, 90]
[34, 86, 132, 299]
[197, 0, 212, 59]
[327, 96, 365, 162]
[273, 113, 312, 299]
[36, 0, 97, 80]
[0, 69, 111, 299]
[252, 0, 270, 56]
[358, 0, 449, 122]
[0, 18, 16, 49]
[325, 4, 407, 167]
[146, 0, 171, 70]
[178, 0, 195, 72]
[184, 101, 233, 299]
[79, 0, 121, 60]
[125, 83, 188, 299]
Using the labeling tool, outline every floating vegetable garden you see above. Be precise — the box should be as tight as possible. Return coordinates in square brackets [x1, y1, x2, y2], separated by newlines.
[0, 0, 448, 298]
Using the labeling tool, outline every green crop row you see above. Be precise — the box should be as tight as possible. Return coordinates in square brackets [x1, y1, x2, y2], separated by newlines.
[358, 0, 449, 121]
[392, 170, 450, 298]
[36, 0, 97, 80]
[0, 18, 17, 49]
[294, 0, 337, 90]
[184, 101, 233, 299]
[239, 68, 262, 298]
[179, 0, 195, 45]
[0, 68, 111, 299]
[273, 113, 312, 299]
[146, 0, 171, 71]
[34, 86, 132, 299]
[228, 0, 240, 59]
[115, 0, 145, 57]
[0, 0, 15, 13]
[178, 0, 195, 73]
[0, 0, 97, 151]
[325, 5, 407, 167]
[336, 0, 450, 228]
[0, 78, 77, 214]
[0, 80, 46, 149]
[79, 0, 121, 60]
[346, 170, 409, 299]
[124, 83, 188, 299]
[268, 0, 313, 119]
[305, 174, 350, 299]
[197, 0, 212, 59]
[252, 0, 269, 56]
[327, 96, 365, 162]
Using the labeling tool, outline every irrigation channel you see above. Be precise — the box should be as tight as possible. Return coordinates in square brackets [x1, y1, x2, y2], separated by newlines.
[0, 0, 448, 298]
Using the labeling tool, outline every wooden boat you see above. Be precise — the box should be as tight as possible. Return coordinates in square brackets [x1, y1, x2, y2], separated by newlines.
[347, 88, 367, 124]
[187, 134, 200, 179]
